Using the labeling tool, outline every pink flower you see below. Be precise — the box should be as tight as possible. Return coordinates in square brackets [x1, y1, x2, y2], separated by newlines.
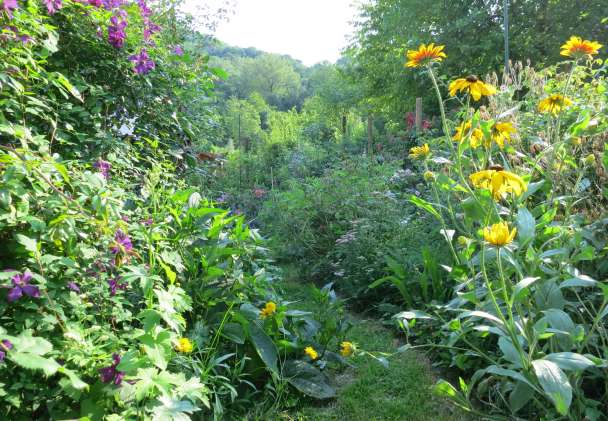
[1, 0, 19, 19]
[43, 0, 62, 14]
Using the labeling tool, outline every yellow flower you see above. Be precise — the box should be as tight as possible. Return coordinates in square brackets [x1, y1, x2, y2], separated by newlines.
[405, 43, 447, 68]
[423, 171, 435, 182]
[483, 222, 517, 247]
[453, 120, 484, 148]
[175, 338, 194, 353]
[409, 143, 430, 159]
[449, 75, 497, 101]
[340, 341, 355, 357]
[470, 169, 527, 201]
[560, 36, 602, 59]
[491, 122, 516, 149]
[260, 301, 277, 319]
[538, 94, 573, 115]
[304, 346, 318, 360]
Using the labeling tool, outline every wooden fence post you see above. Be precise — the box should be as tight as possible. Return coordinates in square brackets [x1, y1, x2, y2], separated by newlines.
[415, 97, 422, 134]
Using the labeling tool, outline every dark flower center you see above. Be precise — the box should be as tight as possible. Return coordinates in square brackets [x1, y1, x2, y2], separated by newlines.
[466, 75, 479, 83]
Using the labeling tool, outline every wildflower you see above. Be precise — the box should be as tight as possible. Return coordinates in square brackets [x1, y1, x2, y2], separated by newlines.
[108, 15, 127, 49]
[108, 278, 127, 296]
[93, 159, 111, 178]
[449, 75, 497, 101]
[260, 301, 277, 319]
[137, 0, 152, 17]
[423, 171, 435, 182]
[173, 45, 184, 56]
[483, 222, 517, 247]
[175, 338, 193, 353]
[405, 43, 446, 68]
[304, 346, 318, 361]
[340, 341, 354, 357]
[87, 0, 102, 6]
[560, 36, 602, 59]
[129, 48, 155, 75]
[110, 230, 133, 255]
[67, 281, 80, 293]
[1, 0, 18, 18]
[409, 143, 430, 160]
[490, 122, 516, 149]
[142, 217, 153, 226]
[0, 339, 13, 362]
[99, 353, 125, 385]
[453, 120, 484, 148]
[538, 94, 573, 115]
[470, 169, 527, 201]
[7, 271, 40, 302]
[253, 188, 267, 198]
[43, 0, 62, 14]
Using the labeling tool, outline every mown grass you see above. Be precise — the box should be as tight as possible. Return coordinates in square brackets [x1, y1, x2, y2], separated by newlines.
[277, 277, 468, 421]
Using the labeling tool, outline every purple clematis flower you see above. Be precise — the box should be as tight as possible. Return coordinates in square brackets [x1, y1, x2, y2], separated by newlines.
[7, 271, 40, 302]
[1, 0, 18, 19]
[93, 159, 111, 179]
[107, 15, 127, 49]
[108, 277, 127, 296]
[87, 0, 102, 7]
[0, 339, 13, 362]
[99, 353, 125, 385]
[43, 0, 62, 14]
[67, 281, 80, 293]
[142, 217, 153, 226]
[129, 48, 155, 75]
[110, 230, 133, 254]
[173, 45, 184, 56]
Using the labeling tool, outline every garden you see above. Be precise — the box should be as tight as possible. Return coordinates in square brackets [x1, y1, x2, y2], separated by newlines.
[1, 0, 607, 420]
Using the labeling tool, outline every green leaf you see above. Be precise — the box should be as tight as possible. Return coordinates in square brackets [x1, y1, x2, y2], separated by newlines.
[10, 353, 60, 376]
[222, 323, 246, 344]
[283, 360, 336, 399]
[248, 322, 278, 374]
[408, 195, 441, 220]
[512, 277, 540, 302]
[516, 208, 535, 245]
[544, 353, 595, 371]
[532, 359, 572, 415]
[509, 381, 534, 413]
[16, 234, 37, 253]
[58, 367, 88, 390]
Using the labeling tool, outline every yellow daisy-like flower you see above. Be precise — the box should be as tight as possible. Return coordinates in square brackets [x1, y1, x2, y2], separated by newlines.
[405, 43, 447, 68]
[409, 143, 430, 159]
[483, 222, 517, 247]
[470, 169, 527, 201]
[449, 75, 497, 101]
[453, 120, 484, 148]
[538, 94, 573, 115]
[491, 122, 516, 149]
[175, 338, 194, 353]
[304, 346, 318, 361]
[340, 341, 355, 357]
[260, 301, 277, 319]
[560, 36, 602, 59]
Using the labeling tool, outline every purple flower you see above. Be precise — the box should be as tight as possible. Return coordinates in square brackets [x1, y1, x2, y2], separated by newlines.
[43, 0, 62, 14]
[143, 20, 161, 41]
[107, 15, 127, 49]
[110, 230, 133, 254]
[102, 0, 123, 10]
[1, 0, 18, 19]
[93, 159, 111, 179]
[108, 277, 127, 296]
[129, 48, 155, 75]
[99, 353, 125, 385]
[0, 339, 13, 362]
[7, 271, 40, 302]
[67, 282, 80, 293]
[87, 0, 102, 6]
[172, 45, 184, 56]
[142, 217, 153, 226]
[137, 0, 151, 17]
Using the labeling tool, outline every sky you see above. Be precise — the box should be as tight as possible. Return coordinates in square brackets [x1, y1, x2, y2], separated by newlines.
[185, 0, 359, 66]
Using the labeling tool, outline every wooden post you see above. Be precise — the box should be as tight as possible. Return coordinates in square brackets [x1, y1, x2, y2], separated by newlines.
[415, 97, 423, 134]
[367, 115, 373, 159]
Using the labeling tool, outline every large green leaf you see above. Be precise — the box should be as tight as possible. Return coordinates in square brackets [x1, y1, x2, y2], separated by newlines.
[248, 322, 278, 374]
[283, 360, 336, 399]
[532, 359, 572, 416]
[544, 353, 595, 371]
[516, 207, 535, 245]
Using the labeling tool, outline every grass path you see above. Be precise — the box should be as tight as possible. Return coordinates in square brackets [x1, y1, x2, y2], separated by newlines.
[277, 277, 468, 421]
